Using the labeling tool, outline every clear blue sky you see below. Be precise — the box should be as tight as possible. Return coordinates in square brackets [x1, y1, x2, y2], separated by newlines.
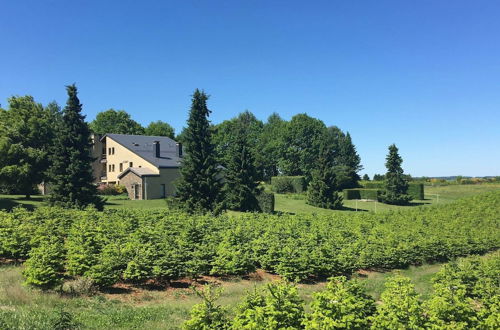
[1, 0, 499, 177]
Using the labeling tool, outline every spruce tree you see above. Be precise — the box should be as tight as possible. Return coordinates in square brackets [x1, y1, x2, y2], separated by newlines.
[47, 85, 103, 210]
[363, 174, 370, 181]
[223, 120, 261, 212]
[176, 89, 222, 213]
[307, 141, 343, 209]
[380, 144, 411, 205]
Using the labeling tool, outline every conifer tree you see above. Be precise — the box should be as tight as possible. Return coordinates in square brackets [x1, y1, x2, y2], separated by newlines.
[380, 144, 411, 205]
[371, 275, 426, 329]
[307, 141, 343, 209]
[363, 174, 370, 181]
[176, 89, 222, 213]
[223, 120, 261, 212]
[47, 85, 103, 210]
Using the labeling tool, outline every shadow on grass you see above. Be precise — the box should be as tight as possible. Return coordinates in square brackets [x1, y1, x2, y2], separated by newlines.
[0, 196, 44, 211]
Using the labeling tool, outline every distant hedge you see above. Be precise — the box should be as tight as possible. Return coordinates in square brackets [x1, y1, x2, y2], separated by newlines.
[407, 183, 424, 200]
[271, 176, 306, 193]
[257, 191, 275, 213]
[344, 188, 381, 200]
[361, 181, 424, 200]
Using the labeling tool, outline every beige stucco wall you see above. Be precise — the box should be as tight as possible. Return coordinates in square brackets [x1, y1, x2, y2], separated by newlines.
[103, 137, 158, 184]
[144, 168, 181, 199]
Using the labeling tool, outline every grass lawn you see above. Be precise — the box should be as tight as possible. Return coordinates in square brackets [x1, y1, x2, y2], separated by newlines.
[274, 183, 500, 215]
[1, 183, 499, 213]
[0, 257, 459, 329]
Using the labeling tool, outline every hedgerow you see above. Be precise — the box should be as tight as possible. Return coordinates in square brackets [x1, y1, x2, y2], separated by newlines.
[0, 192, 499, 288]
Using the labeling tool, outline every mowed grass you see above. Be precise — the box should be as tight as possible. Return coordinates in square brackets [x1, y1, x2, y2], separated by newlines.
[0, 256, 461, 329]
[1, 183, 499, 213]
[274, 183, 500, 215]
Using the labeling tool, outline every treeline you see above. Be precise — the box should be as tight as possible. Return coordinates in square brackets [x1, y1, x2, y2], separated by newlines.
[1, 191, 497, 289]
[183, 251, 500, 329]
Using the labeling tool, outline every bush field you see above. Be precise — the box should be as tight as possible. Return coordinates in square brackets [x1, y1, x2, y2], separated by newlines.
[1, 192, 499, 287]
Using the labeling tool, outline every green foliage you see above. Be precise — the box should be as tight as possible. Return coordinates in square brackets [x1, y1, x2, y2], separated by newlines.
[307, 142, 343, 210]
[52, 308, 80, 330]
[343, 188, 381, 200]
[232, 281, 305, 329]
[271, 176, 306, 194]
[96, 184, 127, 195]
[258, 113, 286, 180]
[176, 89, 222, 213]
[256, 191, 275, 213]
[380, 144, 412, 205]
[407, 183, 424, 200]
[304, 276, 376, 329]
[47, 85, 103, 210]
[371, 275, 426, 329]
[328, 126, 363, 189]
[183, 284, 229, 330]
[222, 117, 261, 212]
[213, 111, 264, 181]
[425, 281, 478, 329]
[362, 181, 385, 189]
[363, 174, 370, 181]
[0, 96, 60, 197]
[1, 192, 499, 288]
[23, 237, 65, 289]
[279, 114, 327, 180]
[89, 109, 144, 135]
[144, 120, 175, 138]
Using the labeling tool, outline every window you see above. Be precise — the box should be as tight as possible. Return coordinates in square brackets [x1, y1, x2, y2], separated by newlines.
[160, 184, 166, 198]
[112, 147, 115, 154]
[108, 148, 111, 155]
[108, 164, 111, 172]
[129, 162, 133, 168]
[112, 164, 115, 172]
[119, 163, 123, 172]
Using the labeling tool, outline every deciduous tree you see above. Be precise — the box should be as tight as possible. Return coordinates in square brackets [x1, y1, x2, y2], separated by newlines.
[89, 109, 144, 135]
[145, 120, 175, 138]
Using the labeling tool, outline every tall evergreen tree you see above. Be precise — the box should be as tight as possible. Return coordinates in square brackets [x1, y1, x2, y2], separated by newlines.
[176, 89, 222, 213]
[222, 120, 261, 212]
[380, 144, 411, 205]
[307, 140, 343, 209]
[363, 174, 370, 181]
[47, 85, 103, 210]
[328, 126, 363, 189]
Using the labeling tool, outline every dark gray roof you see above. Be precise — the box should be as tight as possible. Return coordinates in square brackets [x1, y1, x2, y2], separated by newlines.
[117, 167, 159, 179]
[103, 133, 182, 168]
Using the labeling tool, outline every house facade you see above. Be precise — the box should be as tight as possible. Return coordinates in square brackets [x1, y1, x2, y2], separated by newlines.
[92, 133, 182, 200]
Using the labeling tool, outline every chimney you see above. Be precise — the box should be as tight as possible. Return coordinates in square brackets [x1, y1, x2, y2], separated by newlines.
[153, 141, 160, 158]
[176, 142, 183, 158]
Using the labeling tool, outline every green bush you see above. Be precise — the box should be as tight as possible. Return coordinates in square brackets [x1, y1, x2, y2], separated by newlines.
[256, 191, 275, 213]
[97, 184, 127, 195]
[271, 176, 306, 193]
[362, 181, 385, 189]
[343, 188, 381, 200]
[408, 183, 424, 200]
[23, 238, 65, 289]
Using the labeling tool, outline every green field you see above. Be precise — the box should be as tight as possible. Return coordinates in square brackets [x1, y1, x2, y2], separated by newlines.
[1, 183, 499, 213]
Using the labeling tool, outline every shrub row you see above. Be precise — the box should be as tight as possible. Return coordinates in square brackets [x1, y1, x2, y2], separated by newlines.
[96, 184, 127, 195]
[343, 188, 381, 200]
[1, 192, 498, 288]
[184, 251, 500, 329]
[360, 181, 424, 200]
[271, 176, 306, 193]
[256, 191, 275, 213]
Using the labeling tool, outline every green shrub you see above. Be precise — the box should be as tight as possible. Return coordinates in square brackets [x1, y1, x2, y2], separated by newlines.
[97, 184, 127, 195]
[271, 176, 306, 193]
[343, 188, 381, 200]
[182, 284, 229, 330]
[23, 238, 65, 289]
[362, 181, 385, 189]
[408, 183, 424, 200]
[304, 276, 376, 329]
[256, 191, 275, 213]
[232, 281, 305, 329]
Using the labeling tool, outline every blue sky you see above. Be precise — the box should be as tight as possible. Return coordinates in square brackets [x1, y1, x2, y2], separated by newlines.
[1, 0, 499, 177]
